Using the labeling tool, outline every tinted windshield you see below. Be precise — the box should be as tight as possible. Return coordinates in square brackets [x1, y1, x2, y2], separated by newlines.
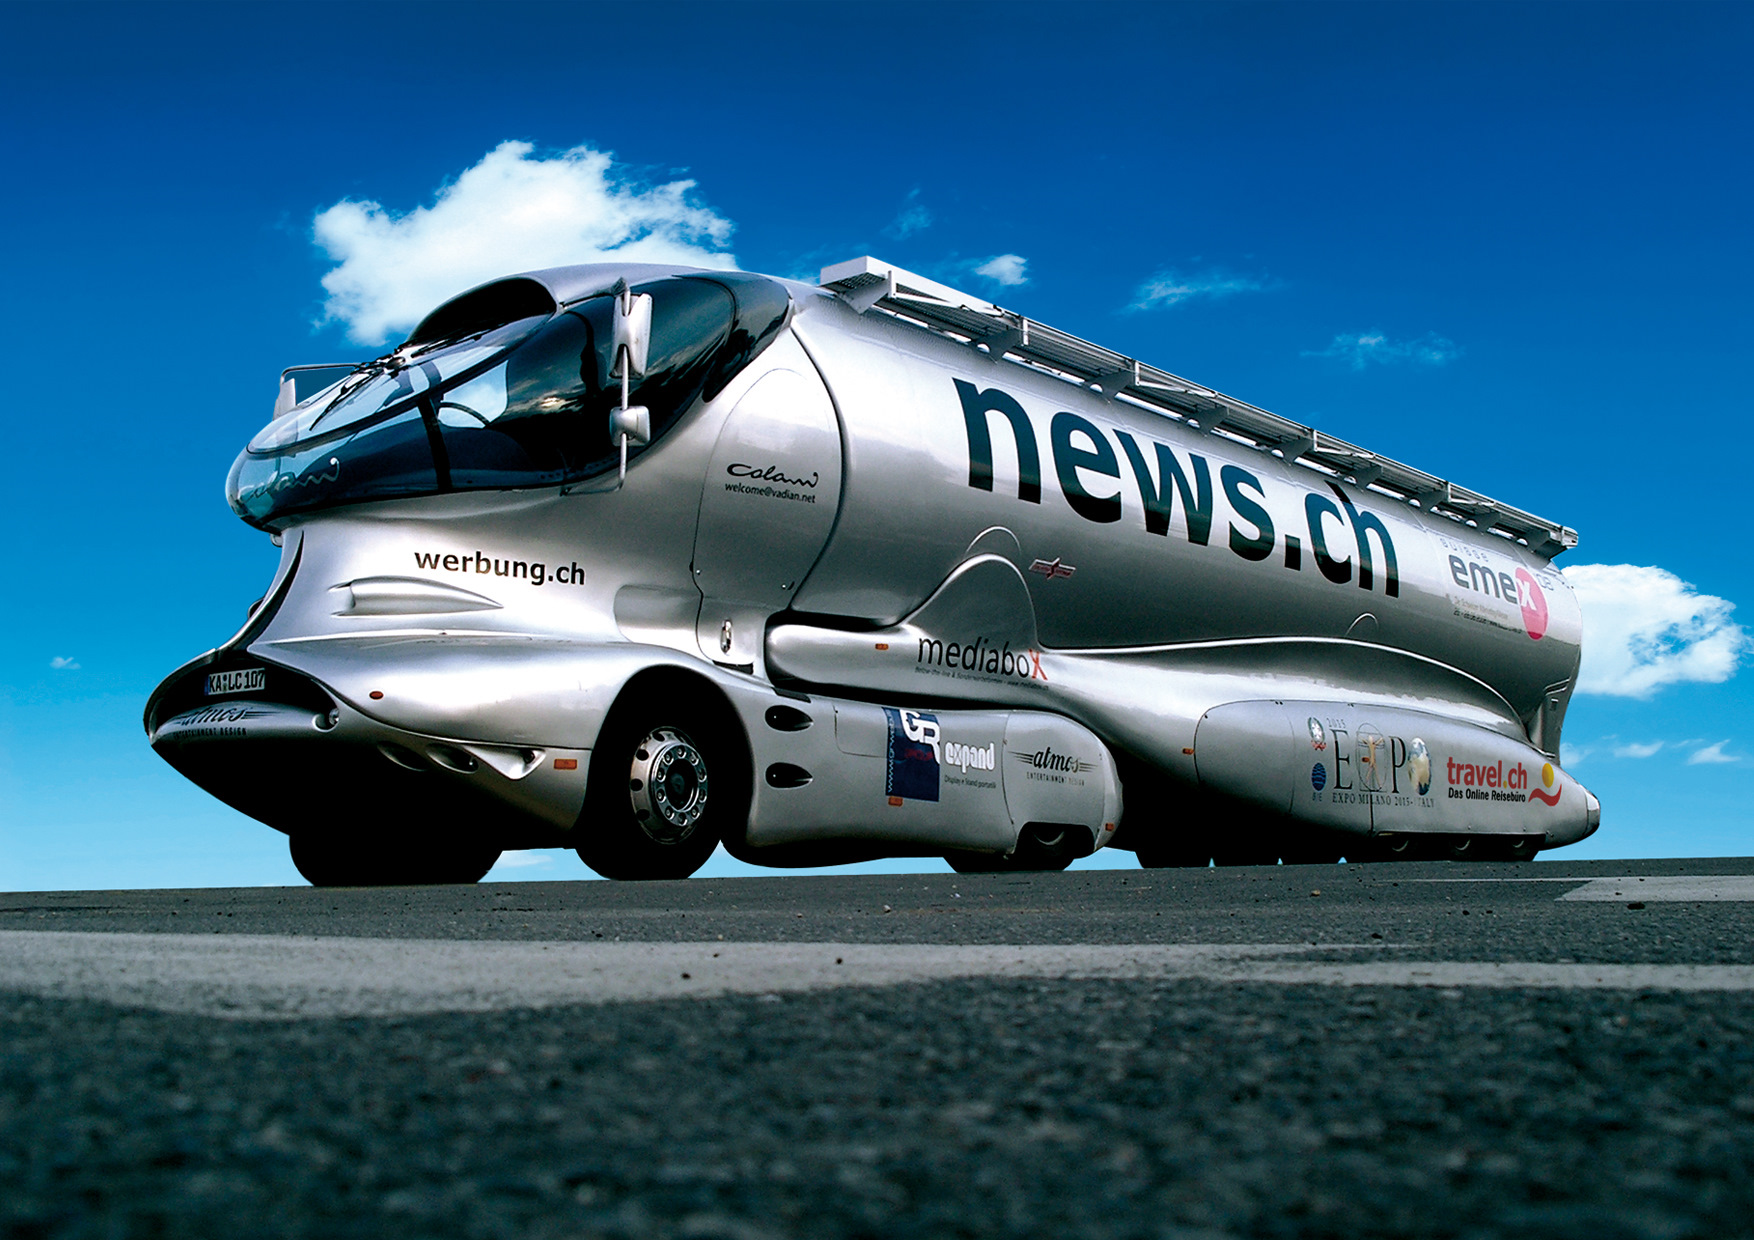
[229, 274, 787, 527]
[248, 314, 548, 455]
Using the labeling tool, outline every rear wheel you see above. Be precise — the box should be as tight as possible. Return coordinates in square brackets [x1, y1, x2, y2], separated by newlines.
[1348, 833, 1415, 863]
[575, 687, 747, 881]
[1502, 835, 1542, 862]
[1438, 835, 1476, 861]
[946, 822, 1086, 873]
[1478, 834, 1542, 862]
[289, 833, 500, 886]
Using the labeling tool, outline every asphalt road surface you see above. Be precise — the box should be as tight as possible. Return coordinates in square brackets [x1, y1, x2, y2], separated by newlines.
[3, 857, 1754, 1239]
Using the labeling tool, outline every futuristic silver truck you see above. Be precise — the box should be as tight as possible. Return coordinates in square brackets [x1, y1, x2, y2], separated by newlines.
[146, 257, 1600, 884]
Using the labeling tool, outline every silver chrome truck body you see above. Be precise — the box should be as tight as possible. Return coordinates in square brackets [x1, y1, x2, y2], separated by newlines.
[147, 257, 1596, 880]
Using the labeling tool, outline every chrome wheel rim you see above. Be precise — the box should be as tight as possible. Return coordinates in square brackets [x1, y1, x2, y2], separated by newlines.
[628, 727, 710, 844]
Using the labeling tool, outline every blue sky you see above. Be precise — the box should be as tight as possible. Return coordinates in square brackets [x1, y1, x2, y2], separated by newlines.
[1, 1, 1749, 890]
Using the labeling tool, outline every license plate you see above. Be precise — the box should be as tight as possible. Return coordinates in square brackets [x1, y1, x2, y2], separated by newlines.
[204, 668, 267, 697]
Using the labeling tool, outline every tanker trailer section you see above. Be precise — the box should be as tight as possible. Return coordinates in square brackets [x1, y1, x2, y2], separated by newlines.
[145, 255, 1597, 885]
[1188, 701, 1597, 863]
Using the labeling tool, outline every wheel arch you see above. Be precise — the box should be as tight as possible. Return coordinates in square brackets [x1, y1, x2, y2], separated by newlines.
[582, 665, 757, 851]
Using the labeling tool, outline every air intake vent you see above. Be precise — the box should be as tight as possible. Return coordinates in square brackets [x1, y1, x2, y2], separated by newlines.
[764, 705, 813, 732]
[765, 763, 813, 789]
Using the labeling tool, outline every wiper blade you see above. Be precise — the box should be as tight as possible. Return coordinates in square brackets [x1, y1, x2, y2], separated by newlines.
[308, 357, 411, 434]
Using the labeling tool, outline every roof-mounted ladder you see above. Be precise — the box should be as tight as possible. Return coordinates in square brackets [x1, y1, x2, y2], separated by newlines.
[819, 256, 1578, 559]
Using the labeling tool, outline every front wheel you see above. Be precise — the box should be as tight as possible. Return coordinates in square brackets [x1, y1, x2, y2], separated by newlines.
[575, 691, 747, 881]
[289, 833, 500, 886]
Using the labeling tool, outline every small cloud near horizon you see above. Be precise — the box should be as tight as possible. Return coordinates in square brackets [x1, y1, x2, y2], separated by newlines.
[1303, 330, 1460, 370]
[883, 189, 932, 240]
[1612, 740, 1664, 759]
[49, 656, 80, 670]
[973, 253, 1029, 287]
[1130, 268, 1263, 311]
[1687, 741, 1740, 765]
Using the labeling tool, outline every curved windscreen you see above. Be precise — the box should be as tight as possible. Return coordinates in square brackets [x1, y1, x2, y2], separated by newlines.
[228, 273, 791, 527]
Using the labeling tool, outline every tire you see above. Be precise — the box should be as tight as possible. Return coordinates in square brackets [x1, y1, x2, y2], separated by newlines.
[1011, 822, 1083, 871]
[289, 833, 500, 887]
[1479, 834, 1542, 862]
[1348, 834, 1414, 863]
[575, 685, 747, 881]
[1438, 835, 1476, 861]
[946, 823, 1085, 873]
[1503, 835, 1542, 862]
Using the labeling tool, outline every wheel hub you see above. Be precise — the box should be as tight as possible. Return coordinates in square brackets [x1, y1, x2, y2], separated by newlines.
[628, 727, 710, 843]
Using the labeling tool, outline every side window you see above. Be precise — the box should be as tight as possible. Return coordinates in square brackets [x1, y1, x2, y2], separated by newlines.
[438, 278, 735, 490]
[505, 309, 599, 425]
[230, 272, 789, 524]
[442, 311, 602, 489]
[702, 275, 792, 400]
[627, 278, 736, 427]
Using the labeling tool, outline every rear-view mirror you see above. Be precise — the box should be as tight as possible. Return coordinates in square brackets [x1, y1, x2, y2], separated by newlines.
[608, 404, 651, 448]
[611, 291, 653, 380]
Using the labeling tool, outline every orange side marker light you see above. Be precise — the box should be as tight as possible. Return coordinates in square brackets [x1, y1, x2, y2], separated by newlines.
[554, 758, 578, 770]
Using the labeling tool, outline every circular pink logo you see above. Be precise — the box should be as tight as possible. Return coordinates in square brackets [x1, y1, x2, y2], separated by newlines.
[1515, 568, 1548, 641]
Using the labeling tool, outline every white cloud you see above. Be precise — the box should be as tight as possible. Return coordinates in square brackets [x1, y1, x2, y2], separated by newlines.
[1613, 740, 1664, 759]
[1560, 742, 1592, 767]
[1687, 741, 1739, 765]
[1565, 563, 1748, 697]
[884, 190, 932, 240]
[974, 253, 1029, 287]
[1130, 269, 1263, 311]
[1302, 331, 1460, 370]
[49, 656, 79, 670]
[314, 141, 737, 345]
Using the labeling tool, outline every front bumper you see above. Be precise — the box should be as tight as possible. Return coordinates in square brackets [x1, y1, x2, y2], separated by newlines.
[148, 661, 588, 846]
